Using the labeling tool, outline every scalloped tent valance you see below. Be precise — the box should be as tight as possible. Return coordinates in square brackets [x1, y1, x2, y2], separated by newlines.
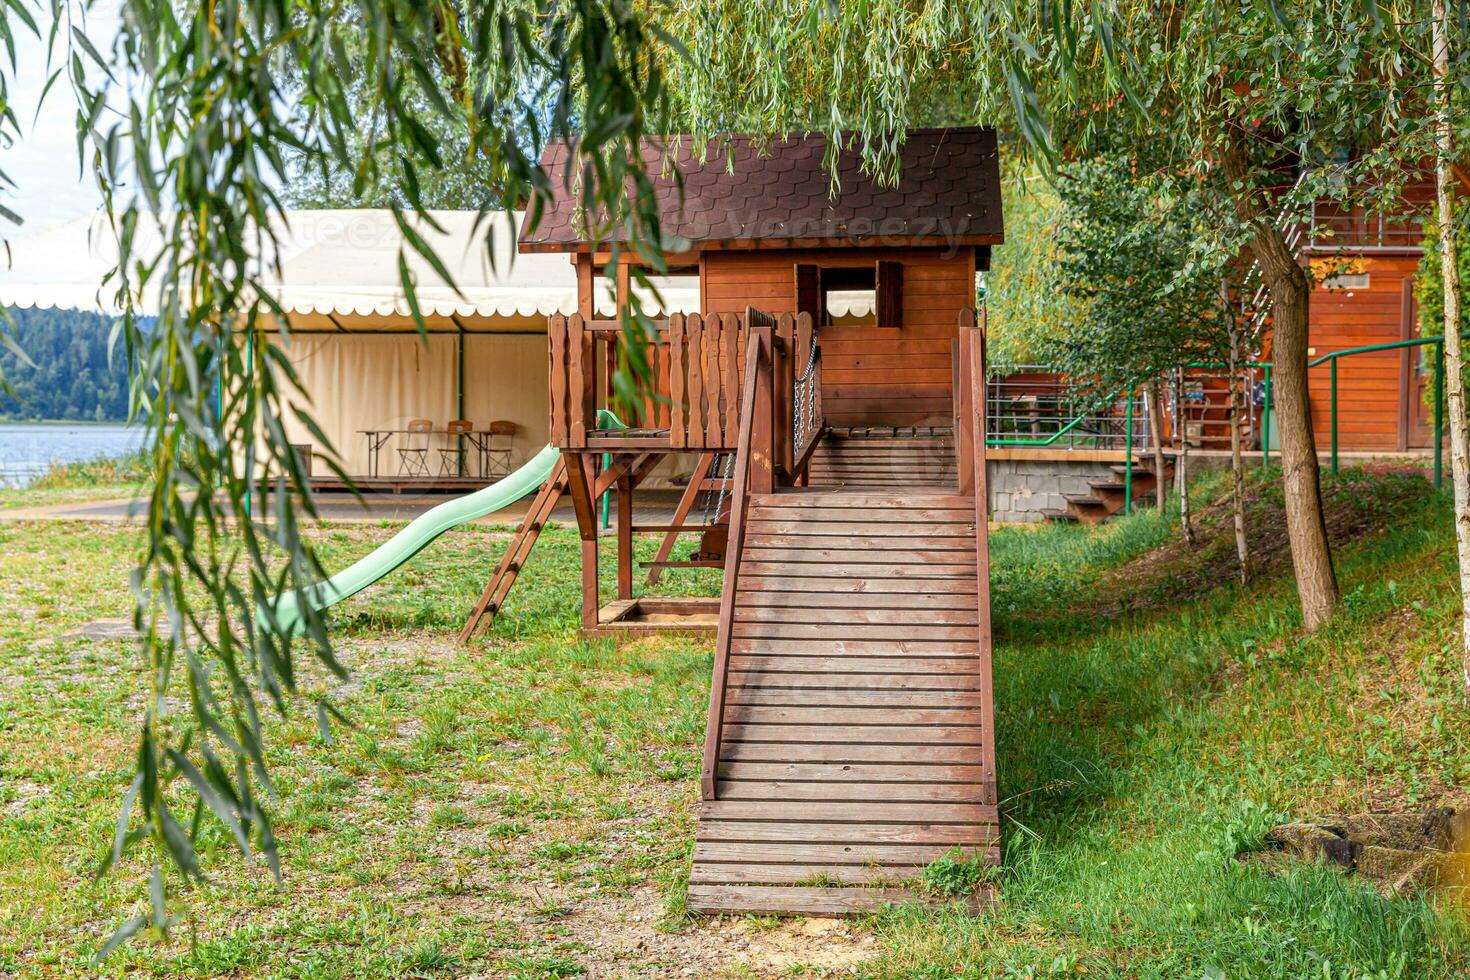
[0, 209, 816, 323]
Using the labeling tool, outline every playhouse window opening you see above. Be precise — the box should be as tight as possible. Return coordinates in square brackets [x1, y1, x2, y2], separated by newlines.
[796, 260, 904, 328]
[822, 266, 876, 326]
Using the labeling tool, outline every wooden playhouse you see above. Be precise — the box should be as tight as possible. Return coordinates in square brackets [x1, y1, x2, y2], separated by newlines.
[475, 128, 1005, 914]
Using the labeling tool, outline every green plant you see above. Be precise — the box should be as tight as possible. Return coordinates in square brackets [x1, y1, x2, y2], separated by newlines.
[1215, 799, 1289, 860]
[1040, 153, 1240, 399]
[29, 451, 150, 491]
[921, 848, 999, 899]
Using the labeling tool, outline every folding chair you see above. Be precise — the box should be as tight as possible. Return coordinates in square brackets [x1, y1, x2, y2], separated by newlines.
[438, 419, 474, 476]
[479, 420, 518, 479]
[395, 419, 433, 477]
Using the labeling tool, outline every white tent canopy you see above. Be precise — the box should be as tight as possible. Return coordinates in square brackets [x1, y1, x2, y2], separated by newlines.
[0, 209, 720, 321]
[0, 208, 878, 321]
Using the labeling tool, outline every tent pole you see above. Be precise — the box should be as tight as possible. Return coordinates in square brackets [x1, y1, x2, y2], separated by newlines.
[457, 331, 466, 477]
[244, 330, 254, 521]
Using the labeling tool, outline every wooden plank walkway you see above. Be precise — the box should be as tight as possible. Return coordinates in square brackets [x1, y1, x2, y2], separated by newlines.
[689, 486, 998, 916]
[806, 427, 957, 490]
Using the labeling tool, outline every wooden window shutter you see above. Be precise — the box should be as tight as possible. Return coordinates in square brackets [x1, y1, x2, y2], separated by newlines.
[876, 260, 903, 328]
[794, 263, 820, 322]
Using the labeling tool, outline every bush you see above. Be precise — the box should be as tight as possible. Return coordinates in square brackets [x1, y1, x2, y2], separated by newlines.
[29, 450, 150, 490]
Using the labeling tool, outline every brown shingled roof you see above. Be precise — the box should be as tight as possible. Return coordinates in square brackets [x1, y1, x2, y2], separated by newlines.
[519, 128, 1003, 253]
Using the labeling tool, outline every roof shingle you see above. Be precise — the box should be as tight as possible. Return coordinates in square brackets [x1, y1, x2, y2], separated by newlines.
[520, 128, 1003, 252]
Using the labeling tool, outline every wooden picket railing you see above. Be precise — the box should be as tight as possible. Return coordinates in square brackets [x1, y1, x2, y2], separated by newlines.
[668, 313, 746, 450]
[547, 309, 816, 463]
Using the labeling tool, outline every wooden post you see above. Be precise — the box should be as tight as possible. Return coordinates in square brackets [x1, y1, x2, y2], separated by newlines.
[616, 473, 633, 600]
[955, 310, 978, 495]
[669, 314, 687, 447]
[567, 314, 592, 449]
[581, 535, 599, 632]
[563, 451, 600, 631]
[548, 314, 568, 446]
[613, 260, 630, 419]
[576, 255, 596, 438]
[775, 313, 795, 482]
[747, 310, 775, 495]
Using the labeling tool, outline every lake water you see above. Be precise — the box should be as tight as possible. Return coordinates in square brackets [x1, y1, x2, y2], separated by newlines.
[0, 422, 146, 488]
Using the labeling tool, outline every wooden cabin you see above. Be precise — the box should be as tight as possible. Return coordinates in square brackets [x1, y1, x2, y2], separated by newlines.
[491, 128, 1004, 914]
[1298, 189, 1439, 454]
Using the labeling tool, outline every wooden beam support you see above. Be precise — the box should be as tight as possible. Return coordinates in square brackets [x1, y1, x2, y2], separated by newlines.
[565, 451, 598, 540]
[647, 452, 718, 585]
[591, 452, 650, 498]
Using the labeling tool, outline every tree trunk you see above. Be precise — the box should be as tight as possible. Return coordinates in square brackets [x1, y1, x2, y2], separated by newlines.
[1221, 125, 1339, 630]
[1175, 369, 1197, 545]
[1432, 0, 1470, 695]
[1229, 321, 1250, 584]
[1148, 382, 1168, 512]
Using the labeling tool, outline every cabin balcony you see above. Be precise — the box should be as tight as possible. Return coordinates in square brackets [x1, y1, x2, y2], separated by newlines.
[1294, 203, 1424, 254]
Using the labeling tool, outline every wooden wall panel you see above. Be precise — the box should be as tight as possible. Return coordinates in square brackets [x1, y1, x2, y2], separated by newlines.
[702, 247, 974, 426]
[1303, 253, 1421, 452]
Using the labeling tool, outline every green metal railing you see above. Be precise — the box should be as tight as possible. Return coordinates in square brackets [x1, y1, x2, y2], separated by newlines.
[1311, 334, 1458, 487]
[1190, 333, 1467, 489]
[986, 334, 1463, 517]
[985, 380, 1151, 450]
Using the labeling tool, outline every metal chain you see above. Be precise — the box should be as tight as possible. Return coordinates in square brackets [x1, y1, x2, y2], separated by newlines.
[711, 451, 735, 524]
[792, 334, 818, 444]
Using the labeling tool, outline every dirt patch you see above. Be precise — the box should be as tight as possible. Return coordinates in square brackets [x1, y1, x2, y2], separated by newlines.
[1093, 469, 1433, 615]
[1, 778, 51, 817]
[59, 618, 140, 641]
[555, 891, 878, 978]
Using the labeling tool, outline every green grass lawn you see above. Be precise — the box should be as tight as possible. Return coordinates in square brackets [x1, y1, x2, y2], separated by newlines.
[2, 468, 1470, 977]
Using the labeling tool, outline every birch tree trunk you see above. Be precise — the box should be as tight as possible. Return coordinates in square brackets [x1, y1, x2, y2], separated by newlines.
[1229, 323, 1251, 584]
[1221, 125, 1339, 629]
[1148, 382, 1168, 512]
[1175, 370, 1197, 545]
[1432, 0, 1470, 694]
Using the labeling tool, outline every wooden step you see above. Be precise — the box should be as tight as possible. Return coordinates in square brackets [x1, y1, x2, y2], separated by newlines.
[755, 490, 971, 507]
[1063, 493, 1106, 509]
[807, 430, 959, 492]
[686, 883, 992, 916]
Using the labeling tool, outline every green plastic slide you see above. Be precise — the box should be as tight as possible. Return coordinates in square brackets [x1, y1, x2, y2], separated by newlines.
[266, 411, 623, 636]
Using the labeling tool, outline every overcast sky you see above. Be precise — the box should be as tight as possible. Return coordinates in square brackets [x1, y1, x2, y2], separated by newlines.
[2, 2, 121, 235]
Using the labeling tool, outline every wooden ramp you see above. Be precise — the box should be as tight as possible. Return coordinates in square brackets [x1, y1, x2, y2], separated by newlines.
[689, 487, 998, 916]
[807, 427, 958, 490]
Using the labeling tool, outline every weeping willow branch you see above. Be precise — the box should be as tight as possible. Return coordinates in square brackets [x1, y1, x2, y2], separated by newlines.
[0, 0, 672, 955]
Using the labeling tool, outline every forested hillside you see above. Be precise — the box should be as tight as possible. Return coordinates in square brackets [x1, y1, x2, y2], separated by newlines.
[0, 306, 131, 422]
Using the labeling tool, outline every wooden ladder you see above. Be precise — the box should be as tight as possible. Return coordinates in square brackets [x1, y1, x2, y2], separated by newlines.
[687, 487, 999, 915]
[458, 459, 569, 644]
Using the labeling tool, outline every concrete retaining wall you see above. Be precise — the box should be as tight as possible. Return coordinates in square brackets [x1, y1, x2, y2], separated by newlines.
[986, 456, 1118, 523]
